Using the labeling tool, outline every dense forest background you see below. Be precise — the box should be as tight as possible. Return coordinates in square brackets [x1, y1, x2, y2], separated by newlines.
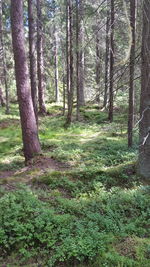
[0, 0, 150, 266]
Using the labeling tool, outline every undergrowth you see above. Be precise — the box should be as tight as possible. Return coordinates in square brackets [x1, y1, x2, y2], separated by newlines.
[0, 104, 149, 267]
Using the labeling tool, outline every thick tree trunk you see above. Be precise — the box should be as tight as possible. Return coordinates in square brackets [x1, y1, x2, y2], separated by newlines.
[0, 0, 9, 114]
[76, 0, 85, 120]
[108, 0, 114, 122]
[54, 26, 59, 103]
[37, 0, 46, 115]
[128, 0, 136, 147]
[28, 0, 38, 122]
[11, 0, 41, 162]
[139, 0, 150, 178]
[103, 1, 110, 108]
[66, 0, 74, 126]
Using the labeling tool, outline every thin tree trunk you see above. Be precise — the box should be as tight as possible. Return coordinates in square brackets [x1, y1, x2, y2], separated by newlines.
[61, 44, 66, 116]
[139, 0, 150, 178]
[108, 0, 114, 122]
[95, 15, 101, 104]
[11, 0, 41, 162]
[76, 0, 79, 120]
[76, 0, 85, 120]
[37, 0, 46, 115]
[0, 87, 5, 106]
[0, 0, 9, 114]
[103, 1, 110, 108]
[63, 70, 66, 115]
[66, 0, 74, 126]
[128, 0, 136, 147]
[28, 0, 38, 123]
[78, 0, 85, 106]
[54, 26, 59, 103]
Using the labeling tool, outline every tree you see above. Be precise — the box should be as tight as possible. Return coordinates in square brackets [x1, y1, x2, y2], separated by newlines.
[0, 0, 9, 114]
[54, 25, 59, 103]
[37, 0, 47, 115]
[76, 0, 85, 120]
[66, 0, 74, 126]
[95, 13, 101, 104]
[128, 0, 136, 147]
[11, 0, 41, 162]
[0, 87, 5, 106]
[108, 0, 114, 122]
[28, 0, 38, 122]
[139, 0, 150, 178]
[103, 0, 110, 108]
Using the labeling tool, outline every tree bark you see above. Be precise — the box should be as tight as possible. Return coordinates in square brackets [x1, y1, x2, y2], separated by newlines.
[95, 16, 101, 104]
[139, 0, 150, 178]
[108, 0, 114, 122]
[28, 0, 38, 123]
[76, 0, 85, 120]
[0, 0, 9, 114]
[37, 0, 46, 115]
[0, 87, 5, 107]
[11, 0, 41, 162]
[103, 0, 110, 108]
[54, 26, 59, 103]
[78, 0, 85, 107]
[128, 0, 136, 147]
[66, 0, 74, 126]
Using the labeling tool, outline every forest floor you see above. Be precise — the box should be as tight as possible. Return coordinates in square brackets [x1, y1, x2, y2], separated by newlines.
[0, 104, 150, 267]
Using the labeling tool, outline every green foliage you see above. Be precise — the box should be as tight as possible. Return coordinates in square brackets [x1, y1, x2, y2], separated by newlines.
[0, 104, 147, 266]
[1, 184, 150, 266]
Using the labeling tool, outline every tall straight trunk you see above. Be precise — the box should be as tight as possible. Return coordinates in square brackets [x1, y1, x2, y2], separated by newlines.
[78, 0, 85, 106]
[128, 0, 136, 147]
[28, 0, 38, 122]
[103, 1, 110, 108]
[54, 26, 59, 103]
[37, 0, 46, 115]
[11, 0, 41, 162]
[66, 0, 74, 126]
[62, 44, 66, 115]
[0, 0, 9, 114]
[108, 0, 114, 122]
[95, 16, 101, 104]
[76, 0, 85, 120]
[76, 0, 79, 120]
[63, 72, 66, 115]
[139, 0, 150, 178]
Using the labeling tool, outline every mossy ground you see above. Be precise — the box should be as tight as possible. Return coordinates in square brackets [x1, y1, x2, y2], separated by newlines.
[0, 104, 149, 267]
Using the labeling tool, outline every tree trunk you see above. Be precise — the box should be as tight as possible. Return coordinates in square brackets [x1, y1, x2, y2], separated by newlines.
[76, 0, 85, 120]
[54, 26, 59, 103]
[103, 1, 110, 108]
[37, 0, 46, 115]
[66, 0, 74, 126]
[28, 0, 38, 123]
[128, 0, 136, 147]
[108, 0, 114, 122]
[0, 87, 5, 106]
[0, 0, 9, 114]
[78, 0, 85, 107]
[139, 0, 150, 178]
[11, 0, 41, 162]
[95, 15, 101, 104]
